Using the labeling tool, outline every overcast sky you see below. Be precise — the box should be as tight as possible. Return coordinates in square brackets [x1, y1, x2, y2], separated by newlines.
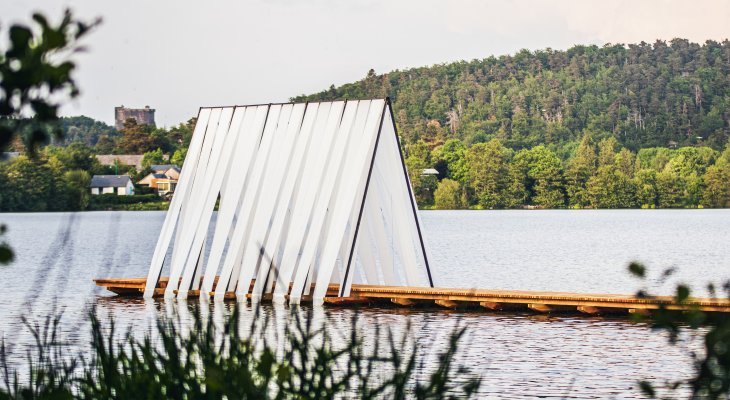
[5, 0, 730, 126]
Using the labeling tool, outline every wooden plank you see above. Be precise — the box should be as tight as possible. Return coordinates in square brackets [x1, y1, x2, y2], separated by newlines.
[93, 277, 730, 314]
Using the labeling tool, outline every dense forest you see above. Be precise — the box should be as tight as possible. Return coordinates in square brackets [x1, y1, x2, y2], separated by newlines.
[295, 39, 730, 208]
[57, 116, 118, 146]
[1, 39, 729, 211]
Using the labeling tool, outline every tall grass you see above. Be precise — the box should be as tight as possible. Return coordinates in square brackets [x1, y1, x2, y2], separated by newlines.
[0, 306, 480, 399]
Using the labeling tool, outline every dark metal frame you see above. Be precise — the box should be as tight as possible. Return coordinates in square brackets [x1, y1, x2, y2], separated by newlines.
[339, 97, 434, 296]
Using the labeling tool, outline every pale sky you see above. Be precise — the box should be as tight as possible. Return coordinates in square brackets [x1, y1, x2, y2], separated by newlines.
[5, 0, 730, 126]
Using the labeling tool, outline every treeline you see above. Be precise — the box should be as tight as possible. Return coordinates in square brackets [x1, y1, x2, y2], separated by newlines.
[0, 142, 174, 212]
[92, 118, 195, 156]
[13, 116, 196, 158]
[414, 136, 730, 209]
[0, 153, 91, 212]
[294, 39, 730, 151]
[58, 116, 118, 146]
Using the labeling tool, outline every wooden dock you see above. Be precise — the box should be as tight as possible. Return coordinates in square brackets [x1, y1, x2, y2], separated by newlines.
[94, 277, 730, 315]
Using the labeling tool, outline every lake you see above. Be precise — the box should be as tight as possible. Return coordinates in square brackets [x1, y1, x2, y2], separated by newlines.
[0, 209, 728, 398]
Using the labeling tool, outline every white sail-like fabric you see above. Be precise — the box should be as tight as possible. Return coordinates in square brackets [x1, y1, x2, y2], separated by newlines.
[143, 99, 433, 304]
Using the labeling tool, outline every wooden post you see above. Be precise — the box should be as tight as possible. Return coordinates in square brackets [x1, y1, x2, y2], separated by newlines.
[435, 299, 460, 309]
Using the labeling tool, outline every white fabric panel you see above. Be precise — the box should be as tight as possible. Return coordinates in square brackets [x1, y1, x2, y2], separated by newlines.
[376, 110, 422, 285]
[165, 108, 225, 297]
[267, 101, 345, 302]
[226, 105, 295, 294]
[235, 103, 321, 299]
[169, 108, 223, 281]
[145, 99, 432, 303]
[214, 104, 289, 299]
[364, 173, 398, 285]
[311, 99, 386, 304]
[252, 101, 345, 301]
[168, 107, 234, 298]
[200, 105, 269, 295]
[143, 108, 212, 298]
[356, 212, 380, 285]
[227, 105, 290, 294]
[176, 107, 241, 298]
[165, 107, 233, 298]
[286, 100, 364, 303]
[168, 109, 222, 288]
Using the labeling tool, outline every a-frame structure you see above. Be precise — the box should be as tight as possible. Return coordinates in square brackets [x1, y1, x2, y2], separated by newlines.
[143, 99, 433, 305]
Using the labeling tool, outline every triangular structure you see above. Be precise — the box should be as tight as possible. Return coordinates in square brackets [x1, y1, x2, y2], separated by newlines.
[143, 99, 433, 305]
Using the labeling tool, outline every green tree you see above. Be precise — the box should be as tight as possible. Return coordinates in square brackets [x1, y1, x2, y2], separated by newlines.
[614, 148, 636, 177]
[45, 141, 98, 171]
[597, 137, 618, 168]
[433, 178, 463, 209]
[634, 169, 659, 207]
[59, 115, 117, 146]
[0, 10, 99, 154]
[117, 119, 166, 154]
[168, 117, 196, 147]
[502, 153, 529, 208]
[656, 170, 684, 208]
[63, 169, 91, 210]
[296, 40, 730, 153]
[701, 148, 730, 208]
[141, 148, 165, 170]
[405, 140, 436, 206]
[431, 139, 467, 183]
[3, 156, 53, 211]
[170, 147, 187, 167]
[46, 155, 72, 211]
[94, 135, 115, 154]
[0, 9, 98, 264]
[526, 146, 565, 208]
[565, 134, 596, 207]
[464, 139, 510, 208]
[587, 166, 637, 208]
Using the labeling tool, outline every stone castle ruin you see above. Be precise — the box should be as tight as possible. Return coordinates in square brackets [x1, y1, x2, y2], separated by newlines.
[115, 105, 156, 130]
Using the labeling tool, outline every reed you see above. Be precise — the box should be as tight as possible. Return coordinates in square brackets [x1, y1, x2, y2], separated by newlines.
[0, 306, 480, 399]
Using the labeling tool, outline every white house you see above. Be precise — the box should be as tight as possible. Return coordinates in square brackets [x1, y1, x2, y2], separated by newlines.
[90, 175, 135, 195]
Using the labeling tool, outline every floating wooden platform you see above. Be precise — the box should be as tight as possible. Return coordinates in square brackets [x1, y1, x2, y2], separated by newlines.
[94, 277, 730, 315]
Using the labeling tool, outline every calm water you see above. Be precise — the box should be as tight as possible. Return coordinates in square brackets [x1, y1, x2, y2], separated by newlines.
[1, 210, 728, 398]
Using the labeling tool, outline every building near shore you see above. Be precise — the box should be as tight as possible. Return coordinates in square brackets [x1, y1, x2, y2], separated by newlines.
[96, 154, 145, 170]
[138, 165, 181, 197]
[114, 105, 156, 130]
[90, 175, 135, 195]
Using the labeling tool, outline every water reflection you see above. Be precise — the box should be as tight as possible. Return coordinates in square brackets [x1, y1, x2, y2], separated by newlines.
[1, 210, 723, 398]
[80, 297, 695, 399]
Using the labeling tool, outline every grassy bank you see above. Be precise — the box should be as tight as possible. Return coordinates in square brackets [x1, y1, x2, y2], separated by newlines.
[87, 194, 170, 211]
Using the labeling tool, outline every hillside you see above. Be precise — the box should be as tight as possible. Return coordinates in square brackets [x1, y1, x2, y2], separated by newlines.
[293, 39, 730, 151]
[58, 116, 118, 146]
[293, 39, 730, 209]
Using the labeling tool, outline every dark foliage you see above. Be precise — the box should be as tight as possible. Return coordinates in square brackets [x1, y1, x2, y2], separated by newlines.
[295, 40, 730, 151]
[629, 263, 730, 399]
[0, 307, 481, 399]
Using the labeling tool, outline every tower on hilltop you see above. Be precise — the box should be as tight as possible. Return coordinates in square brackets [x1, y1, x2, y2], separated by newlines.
[115, 105, 156, 130]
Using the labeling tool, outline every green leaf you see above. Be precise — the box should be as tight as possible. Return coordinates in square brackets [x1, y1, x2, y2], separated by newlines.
[638, 381, 656, 398]
[0, 243, 14, 265]
[676, 284, 690, 303]
[628, 262, 646, 278]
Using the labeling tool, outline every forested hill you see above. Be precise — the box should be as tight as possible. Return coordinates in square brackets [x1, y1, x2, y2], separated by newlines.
[293, 39, 730, 151]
